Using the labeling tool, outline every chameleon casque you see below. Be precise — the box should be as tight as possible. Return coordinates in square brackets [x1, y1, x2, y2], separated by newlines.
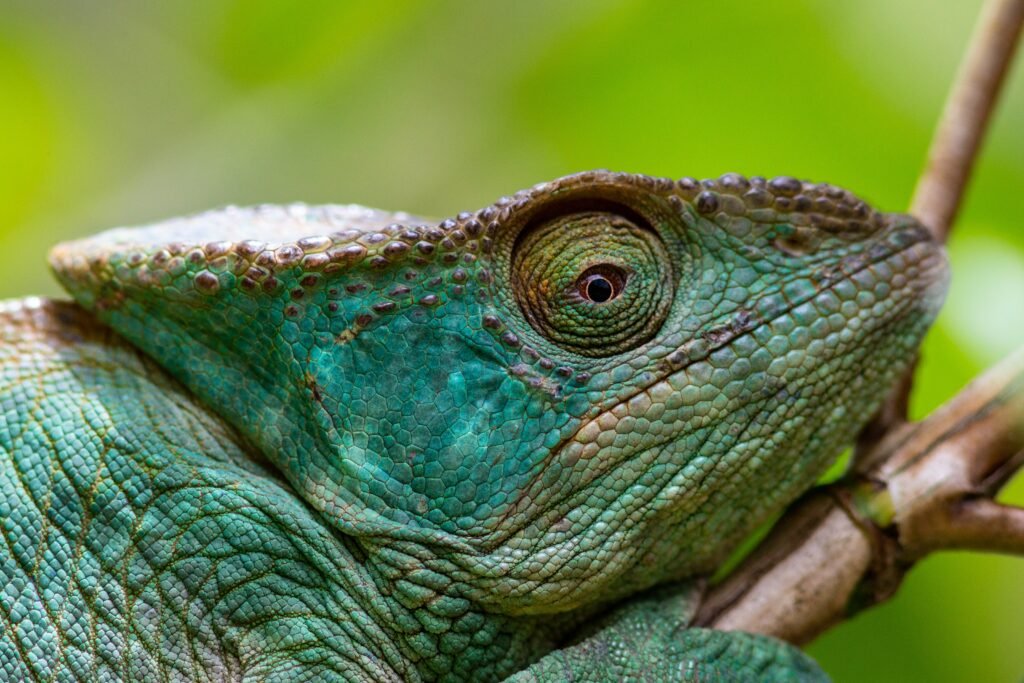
[0, 170, 948, 681]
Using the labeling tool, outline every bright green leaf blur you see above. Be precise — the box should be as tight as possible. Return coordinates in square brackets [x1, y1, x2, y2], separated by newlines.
[0, 1, 1020, 680]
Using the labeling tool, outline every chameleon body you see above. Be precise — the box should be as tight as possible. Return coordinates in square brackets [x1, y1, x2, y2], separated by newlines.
[0, 171, 948, 681]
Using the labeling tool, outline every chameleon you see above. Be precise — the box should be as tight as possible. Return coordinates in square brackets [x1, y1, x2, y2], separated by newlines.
[0, 170, 948, 681]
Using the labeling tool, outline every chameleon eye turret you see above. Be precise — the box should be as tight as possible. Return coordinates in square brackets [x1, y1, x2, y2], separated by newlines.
[511, 208, 674, 357]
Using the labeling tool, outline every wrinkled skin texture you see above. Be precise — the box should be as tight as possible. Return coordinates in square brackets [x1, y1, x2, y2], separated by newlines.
[0, 171, 948, 680]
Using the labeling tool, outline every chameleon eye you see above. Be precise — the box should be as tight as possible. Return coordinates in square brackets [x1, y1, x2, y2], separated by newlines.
[511, 209, 673, 357]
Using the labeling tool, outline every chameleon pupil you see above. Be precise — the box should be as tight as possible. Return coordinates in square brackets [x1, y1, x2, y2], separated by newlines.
[585, 275, 614, 303]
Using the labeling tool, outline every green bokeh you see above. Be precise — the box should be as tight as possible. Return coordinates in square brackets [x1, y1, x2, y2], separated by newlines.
[0, 1, 1020, 680]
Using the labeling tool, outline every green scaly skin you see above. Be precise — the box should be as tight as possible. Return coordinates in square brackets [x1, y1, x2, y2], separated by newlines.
[0, 171, 948, 681]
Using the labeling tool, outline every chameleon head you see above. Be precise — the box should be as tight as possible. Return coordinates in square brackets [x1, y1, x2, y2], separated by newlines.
[50, 171, 948, 615]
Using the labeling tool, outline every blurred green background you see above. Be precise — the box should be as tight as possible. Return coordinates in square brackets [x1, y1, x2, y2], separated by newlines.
[0, 1, 1021, 680]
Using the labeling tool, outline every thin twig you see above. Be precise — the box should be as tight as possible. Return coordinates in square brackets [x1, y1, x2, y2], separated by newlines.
[910, 0, 1024, 240]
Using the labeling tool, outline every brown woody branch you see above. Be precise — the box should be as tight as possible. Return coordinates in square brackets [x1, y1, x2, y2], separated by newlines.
[698, 348, 1024, 642]
[696, 0, 1024, 645]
